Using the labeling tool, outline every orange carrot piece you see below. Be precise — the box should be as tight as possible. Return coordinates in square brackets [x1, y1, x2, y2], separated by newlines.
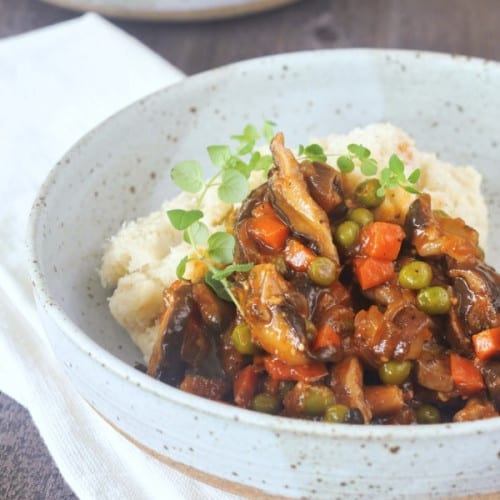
[472, 327, 500, 361]
[284, 239, 316, 272]
[233, 365, 258, 408]
[263, 357, 328, 383]
[251, 201, 276, 218]
[312, 324, 341, 351]
[247, 214, 289, 251]
[450, 353, 485, 395]
[353, 257, 395, 290]
[359, 222, 406, 260]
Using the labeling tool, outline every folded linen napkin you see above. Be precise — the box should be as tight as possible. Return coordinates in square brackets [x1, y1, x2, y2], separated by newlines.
[0, 13, 240, 500]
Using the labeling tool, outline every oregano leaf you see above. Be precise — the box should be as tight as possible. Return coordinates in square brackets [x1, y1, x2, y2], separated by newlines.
[167, 209, 203, 230]
[337, 155, 355, 173]
[211, 262, 254, 281]
[360, 158, 378, 176]
[183, 221, 209, 245]
[348, 144, 371, 160]
[207, 145, 231, 168]
[408, 168, 421, 184]
[170, 161, 204, 193]
[388, 154, 405, 175]
[176, 256, 189, 279]
[205, 270, 232, 301]
[207, 232, 235, 264]
[218, 169, 249, 203]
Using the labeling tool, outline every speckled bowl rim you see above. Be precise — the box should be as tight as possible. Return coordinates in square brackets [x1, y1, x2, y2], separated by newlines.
[28, 48, 500, 442]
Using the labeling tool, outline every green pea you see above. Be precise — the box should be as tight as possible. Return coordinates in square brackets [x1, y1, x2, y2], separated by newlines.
[334, 221, 360, 250]
[355, 179, 385, 208]
[324, 404, 349, 423]
[378, 360, 413, 385]
[303, 386, 335, 417]
[231, 323, 258, 355]
[416, 404, 441, 424]
[348, 207, 374, 227]
[251, 393, 280, 414]
[416, 286, 451, 315]
[398, 261, 433, 290]
[307, 256, 338, 286]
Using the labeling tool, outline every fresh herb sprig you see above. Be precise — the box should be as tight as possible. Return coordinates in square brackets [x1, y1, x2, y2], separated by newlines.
[166, 121, 275, 312]
[298, 142, 420, 196]
[336, 144, 421, 196]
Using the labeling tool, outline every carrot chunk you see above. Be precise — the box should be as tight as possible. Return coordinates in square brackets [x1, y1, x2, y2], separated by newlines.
[450, 353, 485, 395]
[233, 365, 258, 408]
[472, 327, 500, 361]
[353, 257, 395, 290]
[247, 214, 290, 251]
[251, 201, 276, 218]
[359, 222, 406, 260]
[263, 357, 328, 382]
[312, 324, 341, 351]
[284, 239, 316, 272]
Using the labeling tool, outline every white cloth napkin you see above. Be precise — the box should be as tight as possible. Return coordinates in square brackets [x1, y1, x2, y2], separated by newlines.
[0, 14, 241, 500]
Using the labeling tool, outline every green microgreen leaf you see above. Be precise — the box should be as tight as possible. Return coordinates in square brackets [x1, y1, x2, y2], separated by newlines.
[176, 256, 189, 280]
[170, 161, 204, 193]
[205, 270, 232, 301]
[389, 154, 405, 175]
[336, 155, 355, 173]
[218, 169, 249, 203]
[211, 262, 254, 281]
[303, 144, 327, 162]
[227, 156, 253, 177]
[298, 144, 305, 156]
[183, 221, 209, 246]
[360, 158, 378, 176]
[262, 120, 275, 142]
[404, 185, 421, 194]
[207, 145, 232, 168]
[408, 168, 421, 184]
[348, 144, 371, 160]
[167, 209, 203, 230]
[231, 124, 260, 155]
[207, 232, 235, 264]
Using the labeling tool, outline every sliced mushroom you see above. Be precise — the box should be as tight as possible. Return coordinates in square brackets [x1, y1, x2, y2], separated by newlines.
[300, 160, 346, 219]
[331, 355, 372, 423]
[241, 263, 310, 365]
[148, 281, 193, 385]
[405, 194, 481, 263]
[148, 281, 235, 385]
[482, 361, 500, 411]
[448, 261, 500, 336]
[269, 133, 339, 264]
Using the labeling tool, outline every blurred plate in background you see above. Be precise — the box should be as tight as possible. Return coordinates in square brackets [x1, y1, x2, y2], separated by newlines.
[39, 0, 300, 21]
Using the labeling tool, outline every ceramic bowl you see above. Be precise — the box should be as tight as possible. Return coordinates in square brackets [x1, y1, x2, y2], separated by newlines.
[28, 49, 500, 499]
[39, 0, 300, 21]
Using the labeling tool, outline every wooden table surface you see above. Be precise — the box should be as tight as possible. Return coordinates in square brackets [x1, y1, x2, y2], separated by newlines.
[1, 0, 500, 498]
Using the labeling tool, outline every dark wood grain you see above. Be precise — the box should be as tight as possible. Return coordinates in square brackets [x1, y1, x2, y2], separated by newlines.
[1, 0, 500, 498]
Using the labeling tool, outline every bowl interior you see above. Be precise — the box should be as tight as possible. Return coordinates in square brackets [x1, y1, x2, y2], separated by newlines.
[31, 49, 500, 368]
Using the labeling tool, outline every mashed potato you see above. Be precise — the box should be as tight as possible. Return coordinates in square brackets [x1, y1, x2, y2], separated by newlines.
[100, 123, 488, 361]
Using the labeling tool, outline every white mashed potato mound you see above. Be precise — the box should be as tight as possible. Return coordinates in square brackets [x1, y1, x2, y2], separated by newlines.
[100, 123, 488, 362]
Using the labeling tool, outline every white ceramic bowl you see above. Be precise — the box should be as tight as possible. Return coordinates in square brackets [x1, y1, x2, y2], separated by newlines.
[28, 49, 500, 499]
[39, 0, 300, 21]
